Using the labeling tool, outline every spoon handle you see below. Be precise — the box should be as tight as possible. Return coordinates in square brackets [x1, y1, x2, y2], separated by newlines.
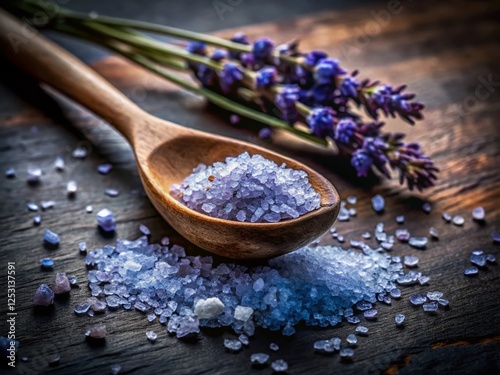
[0, 9, 142, 142]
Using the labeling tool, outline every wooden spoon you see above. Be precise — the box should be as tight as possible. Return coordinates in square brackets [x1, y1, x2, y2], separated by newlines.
[0, 10, 340, 259]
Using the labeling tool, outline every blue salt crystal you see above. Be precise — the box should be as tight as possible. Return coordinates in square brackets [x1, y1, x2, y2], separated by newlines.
[238, 334, 249, 346]
[282, 323, 295, 336]
[97, 163, 113, 175]
[346, 316, 360, 324]
[409, 237, 427, 249]
[437, 298, 449, 307]
[472, 207, 485, 221]
[105, 188, 120, 197]
[472, 249, 483, 255]
[269, 343, 279, 351]
[40, 258, 54, 269]
[33, 284, 54, 306]
[442, 212, 452, 222]
[96, 209, 116, 232]
[422, 202, 432, 213]
[396, 215, 405, 224]
[452, 215, 464, 226]
[356, 301, 373, 311]
[74, 302, 91, 315]
[224, 338, 242, 352]
[371, 195, 385, 213]
[313, 339, 335, 353]
[139, 224, 151, 236]
[338, 208, 350, 221]
[146, 330, 158, 342]
[486, 254, 496, 263]
[147, 313, 156, 322]
[355, 326, 369, 335]
[363, 309, 377, 320]
[404, 256, 419, 268]
[250, 353, 269, 365]
[418, 275, 430, 285]
[426, 291, 443, 301]
[395, 314, 405, 325]
[253, 278, 265, 292]
[41, 200, 55, 210]
[470, 253, 487, 267]
[339, 348, 355, 358]
[27, 202, 39, 212]
[331, 337, 341, 350]
[464, 266, 478, 276]
[5, 167, 15, 178]
[409, 294, 427, 305]
[381, 242, 393, 250]
[423, 302, 439, 312]
[72, 147, 87, 158]
[43, 229, 60, 248]
[347, 196, 357, 204]
[271, 359, 288, 372]
[346, 333, 358, 345]
[33, 215, 41, 225]
[390, 288, 402, 298]
[134, 301, 149, 312]
[68, 275, 78, 287]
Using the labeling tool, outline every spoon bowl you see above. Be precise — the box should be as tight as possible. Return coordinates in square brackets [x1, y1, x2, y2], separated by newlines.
[0, 9, 340, 259]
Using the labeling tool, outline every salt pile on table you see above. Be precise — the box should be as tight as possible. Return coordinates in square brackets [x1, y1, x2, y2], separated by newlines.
[170, 152, 320, 222]
[82, 235, 403, 338]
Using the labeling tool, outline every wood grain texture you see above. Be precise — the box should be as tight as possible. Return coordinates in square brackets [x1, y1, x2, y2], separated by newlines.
[0, 0, 499, 374]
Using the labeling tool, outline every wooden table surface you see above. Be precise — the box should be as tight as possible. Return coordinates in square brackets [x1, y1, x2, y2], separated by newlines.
[1, 0, 499, 374]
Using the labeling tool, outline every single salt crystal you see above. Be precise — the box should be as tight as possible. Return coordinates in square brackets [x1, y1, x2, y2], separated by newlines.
[111, 364, 121, 375]
[27, 168, 42, 183]
[170, 152, 320, 223]
[72, 147, 87, 158]
[54, 156, 65, 171]
[85, 324, 107, 339]
[363, 309, 377, 320]
[486, 254, 496, 263]
[53, 273, 71, 294]
[224, 338, 242, 352]
[347, 196, 357, 204]
[337, 208, 350, 221]
[442, 212, 452, 222]
[33, 284, 54, 306]
[472, 249, 483, 255]
[41, 200, 55, 210]
[238, 334, 249, 346]
[313, 339, 335, 353]
[422, 202, 432, 213]
[5, 167, 15, 178]
[339, 348, 355, 359]
[390, 288, 402, 299]
[371, 194, 385, 213]
[139, 224, 151, 236]
[395, 314, 405, 325]
[336, 235, 345, 243]
[134, 301, 149, 312]
[234, 306, 254, 321]
[97, 163, 113, 175]
[48, 353, 60, 366]
[437, 298, 449, 307]
[250, 353, 269, 365]
[66, 181, 77, 196]
[362, 232, 371, 239]
[409, 237, 427, 249]
[27, 202, 39, 212]
[271, 359, 288, 372]
[40, 258, 54, 269]
[396, 215, 405, 224]
[396, 229, 410, 242]
[86, 205, 93, 213]
[33, 215, 41, 226]
[470, 253, 487, 267]
[472, 207, 485, 221]
[381, 242, 393, 250]
[356, 301, 373, 311]
[429, 227, 439, 239]
[91, 301, 107, 313]
[404, 256, 419, 268]
[348, 208, 357, 217]
[346, 316, 360, 324]
[147, 313, 156, 322]
[418, 275, 430, 285]
[74, 302, 91, 315]
[423, 302, 439, 312]
[43, 229, 60, 248]
[96, 209, 116, 232]
[464, 266, 478, 276]
[452, 215, 464, 226]
[346, 333, 358, 345]
[105, 188, 120, 197]
[269, 343, 279, 351]
[194, 297, 225, 319]
[68, 275, 78, 287]
[253, 278, 265, 292]
[427, 291, 443, 301]
[355, 326, 369, 335]
[146, 330, 158, 342]
[409, 293, 427, 305]
[331, 337, 341, 351]
[79, 241, 87, 254]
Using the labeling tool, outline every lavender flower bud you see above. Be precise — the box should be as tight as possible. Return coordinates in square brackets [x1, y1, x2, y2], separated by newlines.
[314, 59, 346, 85]
[351, 150, 373, 177]
[211, 49, 227, 61]
[230, 32, 250, 45]
[307, 107, 336, 138]
[304, 50, 328, 67]
[339, 76, 360, 98]
[334, 118, 358, 144]
[220, 62, 244, 93]
[252, 37, 274, 60]
[255, 67, 278, 89]
[186, 41, 207, 56]
[258, 127, 272, 140]
[275, 85, 300, 123]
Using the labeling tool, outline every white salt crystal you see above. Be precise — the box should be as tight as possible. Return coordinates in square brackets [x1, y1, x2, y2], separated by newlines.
[194, 297, 225, 319]
[234, 306, 254, 321]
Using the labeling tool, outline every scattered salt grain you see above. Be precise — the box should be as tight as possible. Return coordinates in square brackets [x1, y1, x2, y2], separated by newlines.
[418, 275, 430, 285]
[409, 237, 427, 249]
[54, 156, 65, 171]
[395, 215, 405, 224]
[270, 343, 279, 352]
[371, 194, 385, 213]
[486, 254, 496, 263]
[429, 227, 439, 239]
[339, 348, 355, 359]
[27, 168, 42, 183]
[72, 147, 88, 159]
[271, 359, 288, 372]
[53, 273, 71, 294]
[346, 334, 358, 346]
[472, 207, 485, 221]
[363, 309, 378, 320]
[464, 266, 478, 276]
[313, 339, 335, 353]
[79, 241, 87, 254]
[470, 253, 487, 267]
[409, 294, 427, 305]
[347, 196, 357, 204]
[86, 205, 93, 213]
[105, 188, 120, 197]
[238, 334, 249, 346]
[33, 284, 54, 306]
[390, 288, 402, 299]
[423, 302, 439, 312]
[395, 313, 405, 325]
[422, 202, 432, 213]
[40, 258, 54, 269]
[224, 339, 242, 352]
[426, 291, 443, 301]
[85, 324, 107, 339]
[452, 215, 464, 226]
[41, 200, 55, 210]
[67, 181, 77, 195]
[250, 353, 269, 365]
[27, 202, 38, 212]
[362, 232, 371, 239]
[146, 330, 158, 342]
[43, 229, 60, 248]
[97, 163, 113, 175]
[139, 224, 151, 236]
[355, 326, 369, 335]
[5, 167, 15, 178]
[404, 256, 419, 268]
[33, 215, 41, 226]
[96, 209, 116, 232]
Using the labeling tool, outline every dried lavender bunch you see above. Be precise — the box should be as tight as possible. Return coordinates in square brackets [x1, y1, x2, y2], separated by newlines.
[8, 0, 438, 191]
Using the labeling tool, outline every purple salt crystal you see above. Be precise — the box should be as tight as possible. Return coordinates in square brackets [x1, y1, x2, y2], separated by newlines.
[371, 194, 385, 213]
[139, 224, 151, 236]
[54, 156, 65, 171]
[53, 273, 71, 294]
[72, 147, 87, 159]
[421, 202, 432, 213]
[442, 212, 452, 222]
[472, 207, 485, 221]
[409, 237, 427, 249]
[396, 229, 411, 242]
[470, 253, 487, 267]
[67, 180, 77, 195]
[96, 209, 116, 232]
[396, 215, 405, 224]
[271, 359, 288, 372]
[85, 324, 107, 339]
[363, 309, 378, 320]
[464, 266, 478, 276]
[97, 163, 113, 175]
[409, 293, 427, 305]
[5, 167, 15, 178]
[429, 227, 439, 239]
[423, 302, 439, 312]
[105, 188, 120, 197]
[27, 202, 39, 212]
[452, 215, 464, 226]
[160, 236, 170, 246]
[33, 284, 54, 306]
[91, 301, 107, 313]
[27, 168, 42, 183]
[33, 215, 41, 226]
[43, 229, 60, 248]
